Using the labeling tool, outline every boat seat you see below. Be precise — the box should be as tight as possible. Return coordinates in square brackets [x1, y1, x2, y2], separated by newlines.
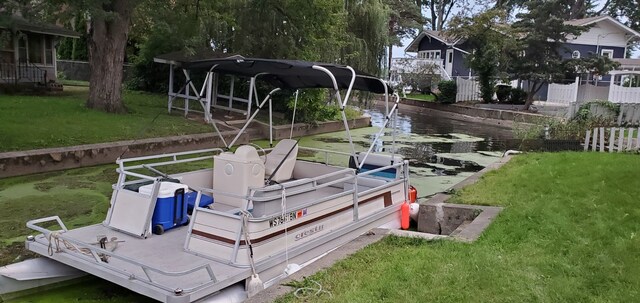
[265, 139, 298, 183]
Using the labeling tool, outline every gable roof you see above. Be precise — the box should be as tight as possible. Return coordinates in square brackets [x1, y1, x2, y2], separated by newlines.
[405, 30, 462, 52]
[0, 16, 79, 38]
[564, 15, 640, 41]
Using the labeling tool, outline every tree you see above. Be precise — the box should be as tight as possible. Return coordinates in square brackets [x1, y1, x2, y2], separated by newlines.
[506, 0, 586, 109]
[384, 0, 423, 79]
[495, 0, 598, 19]
[392, 57, 439, 93]
[603, 0, 639, 35]
[84, 1, 140, 113]
[449, 9, 511, 102]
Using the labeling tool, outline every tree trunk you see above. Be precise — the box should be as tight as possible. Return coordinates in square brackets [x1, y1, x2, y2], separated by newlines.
[524, 81, 542, 110]
[86, 0, 136, 113]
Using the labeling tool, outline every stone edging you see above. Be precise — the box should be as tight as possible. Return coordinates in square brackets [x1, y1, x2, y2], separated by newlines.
[400, 98, 548, 124]
[0, 116, 371, 178]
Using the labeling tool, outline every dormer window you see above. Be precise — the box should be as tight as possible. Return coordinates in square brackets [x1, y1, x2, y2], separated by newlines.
[601, 49, 614, 58]
[572, 50, 581, 59]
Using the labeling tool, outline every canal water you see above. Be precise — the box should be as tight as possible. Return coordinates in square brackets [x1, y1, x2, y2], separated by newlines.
[300, 105, 515, 199]
[374, 106, 514, 197]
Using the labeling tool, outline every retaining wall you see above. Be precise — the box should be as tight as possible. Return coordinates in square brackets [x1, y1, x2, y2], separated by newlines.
[0, 116, 370, 178]
[400, 98, 548, 124]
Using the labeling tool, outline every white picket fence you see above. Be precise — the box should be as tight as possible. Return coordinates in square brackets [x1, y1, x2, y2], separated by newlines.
[547, 82, 578, 104]
[567, 103, 640, 126]
[576, 84, 608, 102]
[454, 77, 518, 102]
[609, 83, 640, 103]
[456, 77, 480, 102]
[584, 127, 640, 152]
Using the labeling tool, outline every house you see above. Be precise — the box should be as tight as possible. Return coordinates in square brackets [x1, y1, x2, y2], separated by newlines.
[0, 15, 79, 88]
[397, 15, 640, 101]
[402, 30, 471, 79]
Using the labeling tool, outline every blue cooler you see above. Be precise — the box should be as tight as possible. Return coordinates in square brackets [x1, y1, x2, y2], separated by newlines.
[139, 182, 190, 235]
[186, 192, 214, 212]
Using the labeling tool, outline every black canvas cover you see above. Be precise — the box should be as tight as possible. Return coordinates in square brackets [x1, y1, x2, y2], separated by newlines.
[182, 58, 390, 94]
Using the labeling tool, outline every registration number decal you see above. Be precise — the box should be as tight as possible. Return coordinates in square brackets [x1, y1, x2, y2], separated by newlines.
[269, 208, 308, 227]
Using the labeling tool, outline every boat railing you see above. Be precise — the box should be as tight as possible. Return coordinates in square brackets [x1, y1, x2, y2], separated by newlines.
[297, 146, 352, 166]
[114, 148, 224, 189]
[26, 216, 218, 294]
[356, 161, 408, 198]
[248, 168, 356, 202]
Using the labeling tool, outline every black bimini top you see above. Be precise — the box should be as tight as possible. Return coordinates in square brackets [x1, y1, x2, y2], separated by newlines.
[179, 56, 391, 94]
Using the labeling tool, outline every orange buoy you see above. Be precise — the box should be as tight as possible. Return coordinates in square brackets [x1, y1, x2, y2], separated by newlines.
[408, 185, 417, 203]
[401, 202, 410, 230]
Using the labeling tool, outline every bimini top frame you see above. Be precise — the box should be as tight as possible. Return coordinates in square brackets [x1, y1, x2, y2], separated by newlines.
[154, 56, 399, 169]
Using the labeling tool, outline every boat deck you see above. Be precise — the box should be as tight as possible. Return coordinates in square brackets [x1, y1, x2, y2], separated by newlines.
[28, 223, 249, 302]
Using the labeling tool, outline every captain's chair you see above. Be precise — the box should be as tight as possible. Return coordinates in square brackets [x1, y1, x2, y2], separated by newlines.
[265, 139, 298, 183]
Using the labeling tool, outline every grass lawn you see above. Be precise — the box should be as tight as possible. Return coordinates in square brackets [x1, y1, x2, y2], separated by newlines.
[276, 152, 640, 302]
[404, 93, 436, 102]
[0, 86, 212, 152]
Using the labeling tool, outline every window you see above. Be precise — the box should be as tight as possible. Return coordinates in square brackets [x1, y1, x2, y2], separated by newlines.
[448, 52, 453, 63]
[571, 50, 581, 59]
[28, 34, 43, 64]
[18, 36, 27, 63]
[418, 50, 441, 60]
[601, 49, 614, 58]
[45, 36, 53, 65]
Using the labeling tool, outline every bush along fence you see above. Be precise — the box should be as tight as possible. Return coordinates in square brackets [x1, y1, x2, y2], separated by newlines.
[568, 101, 640, 126]
[584, 127, 640, 152]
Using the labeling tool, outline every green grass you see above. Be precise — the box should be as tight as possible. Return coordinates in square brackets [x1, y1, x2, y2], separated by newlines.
[276, 152, 640, 302]
[0, 86, 212, 152]
[405, 93, 436, 102]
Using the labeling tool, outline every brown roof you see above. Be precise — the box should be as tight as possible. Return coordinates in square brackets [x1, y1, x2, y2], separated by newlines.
[564, 15, 604, 26]
[0, 16, 79, 38]
[423, 30, 459, 44]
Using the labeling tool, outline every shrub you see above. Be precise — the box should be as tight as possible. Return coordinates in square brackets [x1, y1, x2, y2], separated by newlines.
[286, 89, 338, 125]
[495, 85, 511, 103]
[437, 80, 457, 104]
[509, 88, 527, 104]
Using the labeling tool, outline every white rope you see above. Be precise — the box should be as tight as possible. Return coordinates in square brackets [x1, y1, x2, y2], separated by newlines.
[293, 280, 332, 299]
[47, 231, 120, 263]
[240, 210, 258, 276]
[281, 186, 290, 265]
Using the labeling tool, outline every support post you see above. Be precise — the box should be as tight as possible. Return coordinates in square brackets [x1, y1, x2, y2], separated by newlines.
[205, 72, 213, 123]
[184, 70, 190, 117]
[247, 77, 255, 120]
[212, 73, 219, 108]
[608, 73, 615, 102]
[167, 64, 174, 113]
[229, 75, 235, 110]
[573, 76, 579, 103]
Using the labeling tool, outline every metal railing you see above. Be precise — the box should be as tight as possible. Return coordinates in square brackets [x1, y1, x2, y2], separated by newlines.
[0, 61, 47, 84]
[26, 216, 218, 294]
